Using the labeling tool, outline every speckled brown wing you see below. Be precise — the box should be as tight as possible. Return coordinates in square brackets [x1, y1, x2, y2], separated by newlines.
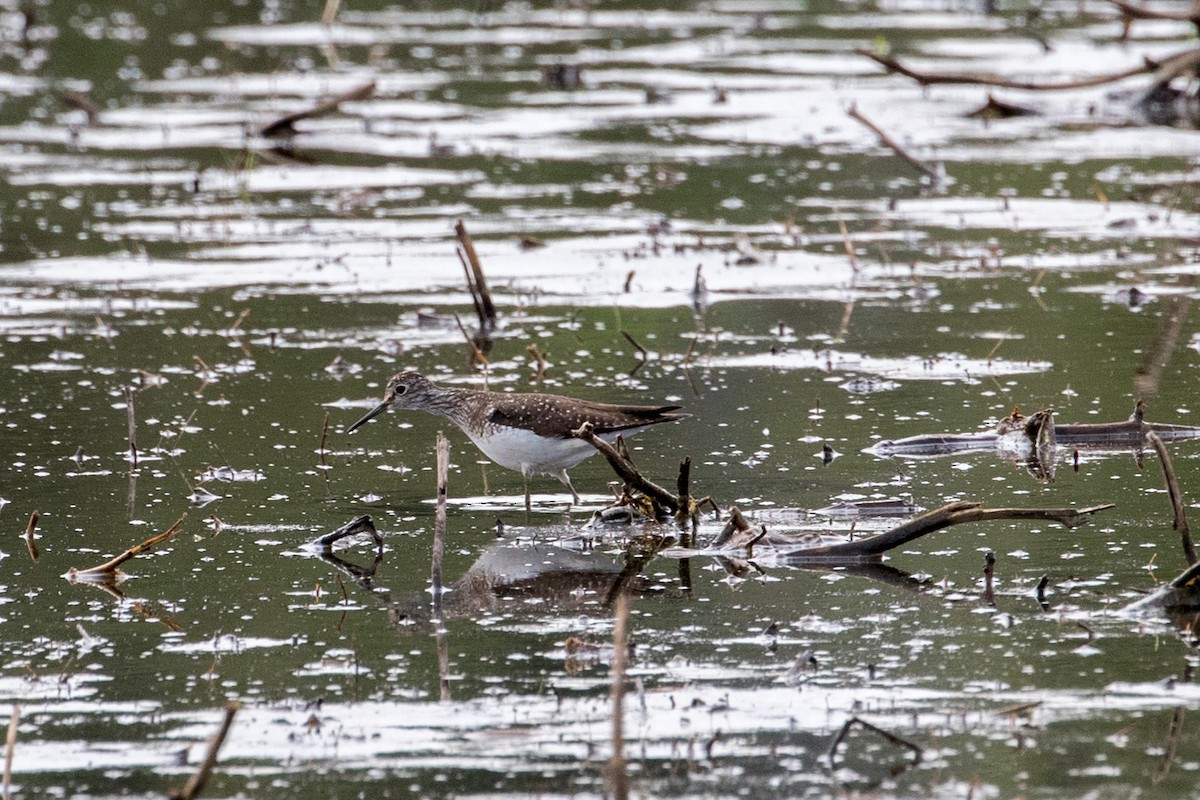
[486, 394, 687, 439]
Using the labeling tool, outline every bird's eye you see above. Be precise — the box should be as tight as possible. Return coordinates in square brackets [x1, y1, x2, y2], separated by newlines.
[394, 385, 407, 396]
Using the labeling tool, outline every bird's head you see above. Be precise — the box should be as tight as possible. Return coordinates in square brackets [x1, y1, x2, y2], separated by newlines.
[346, 372, 434, 433]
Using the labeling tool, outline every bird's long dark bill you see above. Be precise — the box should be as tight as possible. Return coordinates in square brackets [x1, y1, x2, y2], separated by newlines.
[347, 402, 390, 433]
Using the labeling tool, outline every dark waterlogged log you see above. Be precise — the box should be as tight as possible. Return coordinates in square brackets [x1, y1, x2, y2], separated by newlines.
[867, 403, 1200, 457]
[664, 502, 1113, 565]
[311, 514, 382, 553]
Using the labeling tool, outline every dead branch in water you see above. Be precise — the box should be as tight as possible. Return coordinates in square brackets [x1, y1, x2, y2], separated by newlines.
[694, 501, 1113, 565]
[453, 313, 491, 374]
[1147, 431, 1195, 565]
[125, 385, 138, 467]
[320, 0, 341, 25]
[260, 80, 375, 137]
[572, 424, 681, 517]
[23, 510, 39, 563]
[455, 220, 498, 330]
[621, 330, 649, 376]
[846, 103, 942, 181]
[318, 410, 330, 467]
[312, 514, 382, 553]
[1152, 706, 1186, 784]
[1106, 0, 1200, 28]
[67, 514, 186, 578]
[526, 343, 548, 381]
[827, 715, 923, 766]
[169, 701, 241, 800]
[856, 45, 1200, 91]
[983, 551, 996, 606]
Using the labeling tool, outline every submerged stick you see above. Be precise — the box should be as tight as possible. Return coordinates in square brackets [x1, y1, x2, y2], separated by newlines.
[311, 515, 382, 553]
[170, 701, 241, 800]
[2, 704, 16, 800]
[606, 593, 631, 800]
[453, 313, 490, 369]
[621, 330, 649, 376]
[743, 502, 1114, 563]
[67, 514, 186, 578]
[1106, 0, 1200, 26]
[1147, 431, 1195, 565]
[318, 410, 330, 467]
[455, 220, 497, 329]
[125, 385, 138, 467]
[1152, 706, 1186, 784]
[846, 104, 941, 181]
[260, 80, 375, 137]
[22, 510, 39, 563]
[983, 551, 996, 606]
[432, 433, 450, 597]
[827, 715, 922, 765]
[857, 45, 1198, 91]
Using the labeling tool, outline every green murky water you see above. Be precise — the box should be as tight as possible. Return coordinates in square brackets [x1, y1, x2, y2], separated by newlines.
[1, 1, 1200, 797]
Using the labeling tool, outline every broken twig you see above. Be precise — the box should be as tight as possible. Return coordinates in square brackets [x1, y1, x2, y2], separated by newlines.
[1147, 431, 1195, 565]
[857, 45, 1200, 91]
[606, 593, 631, 800]
[827, 715, 923, 766]
[572, 423, 680, 516]
[311, 515, 382, 553]
[67, 514, 186, 578]
[847, 103, 942, 181]
[260, 80, 375, 137]
[455, 220, 498, 330]
[169, 701, 241, 800]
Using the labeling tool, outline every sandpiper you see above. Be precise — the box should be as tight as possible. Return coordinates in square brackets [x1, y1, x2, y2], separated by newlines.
[347, 372, 688, 508]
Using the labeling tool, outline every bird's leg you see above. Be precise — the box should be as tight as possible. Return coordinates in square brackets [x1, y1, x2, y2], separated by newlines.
[523, 468, 532, 512]
[558, 470, 581, 506]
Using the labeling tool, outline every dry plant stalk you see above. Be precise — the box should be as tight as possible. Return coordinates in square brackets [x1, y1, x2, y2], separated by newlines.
[526, 343, 547, 381]
[846, 103, 941, 181]
[319, 411, 331, 466]
[1147, 431, 1195, 565]
[455, 219, 497, 329]
[431, 433, 450, 596]
[453, 313, 490, 371]
[321, 0, 341, 25]
[621, 330, 648, 376]
[606, 593, 631, 800]
[827, 715, 923, 765]
[170, 701, 241, 800]
[23, 511, 39, 564]
[3, 704, 17, 800]
[67, 514, 186, 578]
[125, 385, 138, 467]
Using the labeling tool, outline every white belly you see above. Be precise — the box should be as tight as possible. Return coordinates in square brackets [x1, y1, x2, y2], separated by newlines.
[466, 426, 602, 476]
